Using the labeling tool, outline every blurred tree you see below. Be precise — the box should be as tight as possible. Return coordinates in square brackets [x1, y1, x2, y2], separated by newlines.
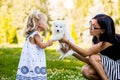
[71, 0, 93, 44]
[0, 1, 18, 44]
[118, 0, 120, 25]
[71, 23, 79, 44]
[9, 0, 48, 44]
[0, 0, 120, 45]
[0, 0, 48, 45]
[101, 0, 120, 33]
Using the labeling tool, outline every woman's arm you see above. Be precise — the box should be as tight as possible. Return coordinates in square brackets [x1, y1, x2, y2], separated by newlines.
[60, 42, 89, 64]
[60, 35, 103, 57]
[72, 53, 89, 64]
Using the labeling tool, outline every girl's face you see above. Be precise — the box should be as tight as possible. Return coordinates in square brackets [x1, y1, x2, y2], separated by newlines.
[37, 16, 48, 31]
[89, 19, 104, 38]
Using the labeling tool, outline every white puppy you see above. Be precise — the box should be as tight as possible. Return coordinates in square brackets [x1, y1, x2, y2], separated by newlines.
[51, 20, 75, 60]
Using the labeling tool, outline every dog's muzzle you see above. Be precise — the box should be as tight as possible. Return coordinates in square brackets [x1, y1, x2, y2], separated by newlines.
[57, 30, 59, 32]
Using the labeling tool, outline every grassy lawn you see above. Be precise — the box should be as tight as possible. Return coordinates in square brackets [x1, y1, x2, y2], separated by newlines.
[0, 47, 87, 80]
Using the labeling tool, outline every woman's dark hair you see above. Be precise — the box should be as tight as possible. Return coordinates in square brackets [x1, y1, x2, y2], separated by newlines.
[92, 14, 120, 44]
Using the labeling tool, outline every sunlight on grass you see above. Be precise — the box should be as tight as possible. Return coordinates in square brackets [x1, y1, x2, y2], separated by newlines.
[0, 48, 87, 80]
[47, 68, 87, 80]
[63, 59, 71, 62]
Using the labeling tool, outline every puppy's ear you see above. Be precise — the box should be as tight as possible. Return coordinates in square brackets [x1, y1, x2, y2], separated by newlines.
[63, 23, 66, 27]
[53, 20, 58, 26]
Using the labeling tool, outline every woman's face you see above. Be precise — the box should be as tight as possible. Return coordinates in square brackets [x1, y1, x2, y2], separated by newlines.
[89, 19, 104, 37]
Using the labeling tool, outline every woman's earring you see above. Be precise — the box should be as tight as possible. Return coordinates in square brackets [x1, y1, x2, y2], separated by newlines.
[101, 31, 104, 34]
[101, 30, 105, 34]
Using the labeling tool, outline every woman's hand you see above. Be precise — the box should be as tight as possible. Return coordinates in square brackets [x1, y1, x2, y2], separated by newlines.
[59, 34, 69, 43]
[60, 43, 71, 53]
[60, 44, 68, 53]
[59, 34, 70, 53]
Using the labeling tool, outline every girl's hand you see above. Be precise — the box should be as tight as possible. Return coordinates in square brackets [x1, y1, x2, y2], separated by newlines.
[48, 40, 53, 46]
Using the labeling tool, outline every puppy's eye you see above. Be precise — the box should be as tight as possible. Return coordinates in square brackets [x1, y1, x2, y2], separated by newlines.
[56, 26, 58, 27]
[60, 26, 62, 28]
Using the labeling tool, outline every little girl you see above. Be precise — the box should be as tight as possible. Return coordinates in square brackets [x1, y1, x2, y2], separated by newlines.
[16, 10, 53, 80]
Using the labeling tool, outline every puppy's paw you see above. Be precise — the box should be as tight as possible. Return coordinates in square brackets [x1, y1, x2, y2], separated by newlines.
[64, 50, 74, 57]
[58, 55, 64, 60]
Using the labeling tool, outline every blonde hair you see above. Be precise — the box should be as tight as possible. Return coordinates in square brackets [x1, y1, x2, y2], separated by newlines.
[24, 10, 47, 36]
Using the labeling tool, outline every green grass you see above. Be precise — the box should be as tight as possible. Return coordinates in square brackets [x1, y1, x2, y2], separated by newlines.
[0, 48, 87, 80]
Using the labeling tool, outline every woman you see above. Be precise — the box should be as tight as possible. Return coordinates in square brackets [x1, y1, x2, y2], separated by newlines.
[60, 14, 120, 80]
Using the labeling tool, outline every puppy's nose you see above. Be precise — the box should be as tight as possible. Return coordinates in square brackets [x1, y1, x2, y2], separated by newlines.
[57, 30, 59, 32]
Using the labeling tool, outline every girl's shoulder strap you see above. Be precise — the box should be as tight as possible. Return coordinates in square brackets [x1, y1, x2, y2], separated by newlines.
[26, 31, 39, 39]
[30, 31, 39, 37]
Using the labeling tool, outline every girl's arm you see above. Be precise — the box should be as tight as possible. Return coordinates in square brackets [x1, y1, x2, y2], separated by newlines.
[34, 34, 53, 49]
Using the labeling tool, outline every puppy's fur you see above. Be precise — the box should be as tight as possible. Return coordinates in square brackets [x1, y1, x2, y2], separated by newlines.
[51, 20, 75, 60]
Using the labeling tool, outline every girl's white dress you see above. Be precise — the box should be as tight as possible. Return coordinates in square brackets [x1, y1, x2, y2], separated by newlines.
[16, 31, 47, 80]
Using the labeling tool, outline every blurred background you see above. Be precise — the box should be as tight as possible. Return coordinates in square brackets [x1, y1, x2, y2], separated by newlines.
[0, 0, 120, 80]
[0, 0, 120, 48]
